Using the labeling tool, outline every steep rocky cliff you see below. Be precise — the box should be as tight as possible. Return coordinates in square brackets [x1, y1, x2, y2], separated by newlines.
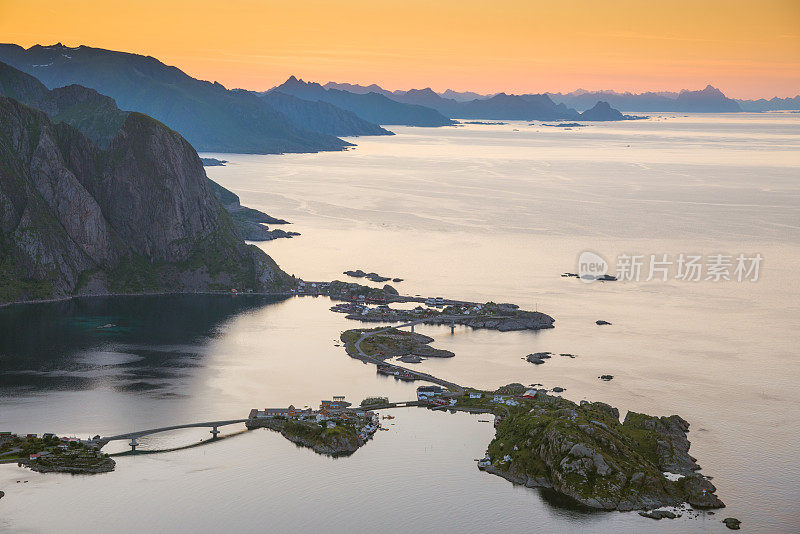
[0, 60, 299, 247]
[0, 96, 292, 303]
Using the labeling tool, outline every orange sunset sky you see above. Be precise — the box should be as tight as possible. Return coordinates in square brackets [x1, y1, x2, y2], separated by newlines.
[2, 0, 799, 98]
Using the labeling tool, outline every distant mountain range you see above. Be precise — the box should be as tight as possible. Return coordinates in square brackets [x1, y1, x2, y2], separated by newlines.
[324, 82, 494, 102]
[2, 41, 791, 165]
[0, 62, 292, 303]
[382, 84, 741, 115]
[362, 86, 634, 121]
[291, 80, 632, 122]
[269, 76, 455, 127]
[545, 86, 799, 113]
[736, 95, 800, 112]
[0, 43, 395, 154]
[328, 81, 800, 113]
[546, 86, 743, 112]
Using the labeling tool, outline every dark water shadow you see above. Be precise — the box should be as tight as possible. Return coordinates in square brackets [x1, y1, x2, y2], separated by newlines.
[0, 294, 286, 394]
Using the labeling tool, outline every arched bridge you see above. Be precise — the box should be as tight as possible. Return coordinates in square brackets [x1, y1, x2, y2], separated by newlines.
[96, 418, 249, 450]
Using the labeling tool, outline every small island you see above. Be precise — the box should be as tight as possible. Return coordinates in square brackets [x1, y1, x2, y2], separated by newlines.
[246, 398, 380, 456]
[341, 327, 454, 362]
[1, 433, 115, 474]
[542, 122, 586, 128]
[342, 269, 402, 283]
[450, 386, 723, 512]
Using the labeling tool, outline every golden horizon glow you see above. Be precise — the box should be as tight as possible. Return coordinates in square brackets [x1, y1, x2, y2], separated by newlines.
[1, 0, 799, 99]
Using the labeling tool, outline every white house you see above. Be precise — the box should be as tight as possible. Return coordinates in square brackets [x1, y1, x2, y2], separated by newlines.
[469, 391, 482, 399]
[417, 385, 444, 400]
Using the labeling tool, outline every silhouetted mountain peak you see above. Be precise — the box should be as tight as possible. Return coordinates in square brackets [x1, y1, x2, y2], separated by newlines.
[407, 87, 438, 96]
[579, 100, 624, 121]
[278, 76, 325, 92]
[682, 84, 725, 97]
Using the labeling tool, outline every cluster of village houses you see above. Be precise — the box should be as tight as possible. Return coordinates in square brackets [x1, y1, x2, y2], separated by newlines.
[295, 281, 391, 303]
[248, 397, 380, 442]
[416, 385, 541, 405]
[247, 383, 545, 447]
[293, 281, 331, 296]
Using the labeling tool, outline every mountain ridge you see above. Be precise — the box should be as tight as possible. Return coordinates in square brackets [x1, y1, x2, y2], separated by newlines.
[547, 85, 743, 112]
[0, 43, 392, 153]
[316, 80, 636, 121]
[271, 76, 455, 127]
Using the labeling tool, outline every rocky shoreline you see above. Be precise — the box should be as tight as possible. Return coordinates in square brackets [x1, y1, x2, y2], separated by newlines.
[21, 456, 115, 474]
[280, 428, 360, 456]
[342, 269, 402, 283]
[246, 415, 367, 456]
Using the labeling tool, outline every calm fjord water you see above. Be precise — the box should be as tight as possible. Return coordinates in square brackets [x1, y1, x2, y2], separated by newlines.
[1, 114, 799, 533]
